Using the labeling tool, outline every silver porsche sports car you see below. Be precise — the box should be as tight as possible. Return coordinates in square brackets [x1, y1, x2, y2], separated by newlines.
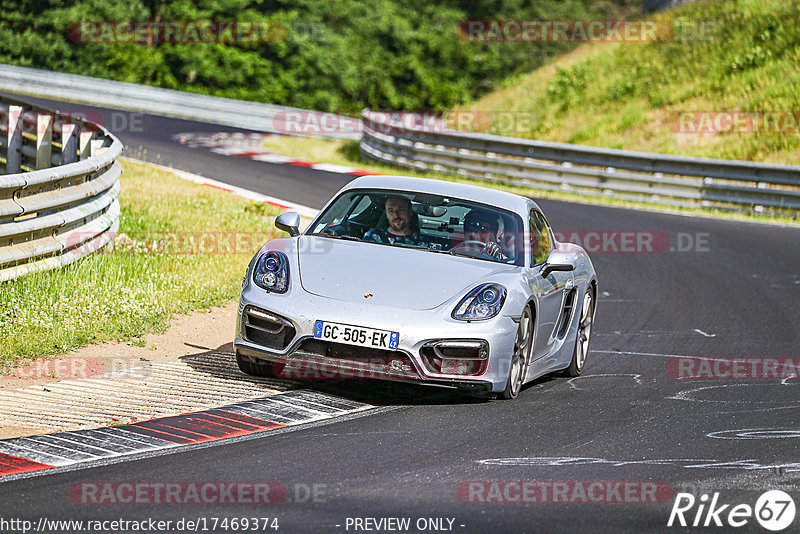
[234, 175, 597, 399]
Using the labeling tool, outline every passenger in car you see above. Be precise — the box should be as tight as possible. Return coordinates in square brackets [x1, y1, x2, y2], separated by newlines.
[455, 208, 508, 261]
[363, 196, 431, 247]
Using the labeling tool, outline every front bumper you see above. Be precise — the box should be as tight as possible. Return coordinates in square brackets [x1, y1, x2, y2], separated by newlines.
[234, 282, 518, 393]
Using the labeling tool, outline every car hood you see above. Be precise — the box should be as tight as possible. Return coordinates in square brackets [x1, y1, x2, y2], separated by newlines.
[297, 236, 515, 310]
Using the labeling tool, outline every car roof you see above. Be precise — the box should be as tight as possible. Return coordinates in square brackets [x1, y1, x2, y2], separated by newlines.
[342, 175, 539, 214]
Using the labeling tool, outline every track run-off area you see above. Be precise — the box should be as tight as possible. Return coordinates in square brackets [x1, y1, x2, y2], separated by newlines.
[1, 94, 799, 533]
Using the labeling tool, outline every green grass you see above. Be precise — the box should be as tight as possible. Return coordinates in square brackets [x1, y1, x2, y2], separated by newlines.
[462, 0, 800, 165]
[0, 160, 282, 363]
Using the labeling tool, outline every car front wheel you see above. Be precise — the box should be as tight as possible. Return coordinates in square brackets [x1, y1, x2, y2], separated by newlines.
[564, 289, 594, 377]
[501, 305, 533, 400]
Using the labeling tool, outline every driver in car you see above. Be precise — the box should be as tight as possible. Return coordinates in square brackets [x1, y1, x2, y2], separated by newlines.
[363, 196, 431, 247]
[459, 208, 508, 261]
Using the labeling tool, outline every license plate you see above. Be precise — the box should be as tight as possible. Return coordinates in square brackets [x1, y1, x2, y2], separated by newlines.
[314, 320, 399, 350]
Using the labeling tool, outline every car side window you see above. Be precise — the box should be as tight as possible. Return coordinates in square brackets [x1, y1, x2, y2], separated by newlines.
[530, 210, 552, 265]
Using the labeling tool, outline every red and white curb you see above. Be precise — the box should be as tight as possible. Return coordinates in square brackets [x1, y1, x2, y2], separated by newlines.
[122, 158, 320, 218]
[176, 131, 376, 178]
[0, 390, 372, 479]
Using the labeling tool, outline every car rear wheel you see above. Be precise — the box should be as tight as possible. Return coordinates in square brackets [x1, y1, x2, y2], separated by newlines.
[236, 351, 281, 378]
[564, 289, 594, 377]
[501, 305, 533, 399]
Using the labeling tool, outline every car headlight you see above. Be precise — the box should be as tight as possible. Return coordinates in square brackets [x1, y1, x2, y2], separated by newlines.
[253, 251, 289, 293]
[452, 283, 507, 321]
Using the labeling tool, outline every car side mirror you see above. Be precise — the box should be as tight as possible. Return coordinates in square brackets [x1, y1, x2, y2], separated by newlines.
[275, 211, 301, 237]
[540, 251, 575, 278]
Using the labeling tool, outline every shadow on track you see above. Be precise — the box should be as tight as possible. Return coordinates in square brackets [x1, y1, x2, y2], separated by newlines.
[179, 342, 561, 407]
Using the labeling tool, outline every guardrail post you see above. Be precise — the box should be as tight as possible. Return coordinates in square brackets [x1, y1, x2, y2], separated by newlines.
[61, 123, 78, 164]
[5, 105, 22, 173]
[90, 139, 104, 158]
[79, 131, 93, 160]
[35, 113, 53, 170]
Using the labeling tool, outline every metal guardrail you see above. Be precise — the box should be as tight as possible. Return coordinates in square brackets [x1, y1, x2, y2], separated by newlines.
[359, 110, 800, 214]
[0, 95, 122, 282]
[0, 63, 360, 140]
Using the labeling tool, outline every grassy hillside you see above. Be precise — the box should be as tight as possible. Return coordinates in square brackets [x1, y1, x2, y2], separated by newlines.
[463, 0, 800, 165]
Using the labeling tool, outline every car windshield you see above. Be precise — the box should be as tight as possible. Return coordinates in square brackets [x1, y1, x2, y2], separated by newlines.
[307, 189, 525, 266]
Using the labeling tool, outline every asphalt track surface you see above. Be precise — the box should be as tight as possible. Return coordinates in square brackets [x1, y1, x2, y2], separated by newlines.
[2, 95, 800, 533]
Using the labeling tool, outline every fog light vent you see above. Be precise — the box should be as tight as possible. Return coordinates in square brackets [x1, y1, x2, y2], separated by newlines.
[420, 340, 489, 376]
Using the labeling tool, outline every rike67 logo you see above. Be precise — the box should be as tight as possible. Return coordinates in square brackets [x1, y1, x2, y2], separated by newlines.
[668, 490, 796, 531]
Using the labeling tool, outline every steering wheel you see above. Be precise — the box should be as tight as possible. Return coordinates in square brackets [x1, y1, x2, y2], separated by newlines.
[450, 240, 486, 250]
[449, 239, 494, 257]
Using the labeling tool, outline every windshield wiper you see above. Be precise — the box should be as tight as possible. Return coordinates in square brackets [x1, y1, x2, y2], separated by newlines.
[424, 247, 469, 258]
[311, 233, 361, 242]
[425, 247, 507, 263]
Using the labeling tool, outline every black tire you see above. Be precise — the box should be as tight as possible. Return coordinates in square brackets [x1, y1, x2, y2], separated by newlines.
[236, 351, 281, 378]
[563, 288, 594, 377]
[500, 305, 533, 400]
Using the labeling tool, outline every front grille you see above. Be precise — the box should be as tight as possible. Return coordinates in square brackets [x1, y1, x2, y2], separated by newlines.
[420, 340, 489, 376]
[294, 338, 402, 360]
[288, 338, 420, 379]
[242, 307, 295, 350]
